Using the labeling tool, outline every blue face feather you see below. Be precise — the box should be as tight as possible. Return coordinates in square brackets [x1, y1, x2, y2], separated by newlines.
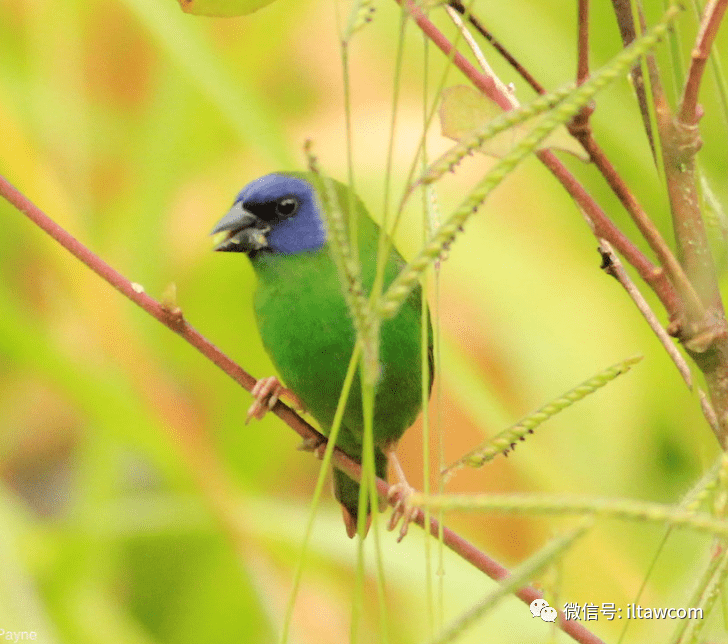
[213, 173, 327, 256]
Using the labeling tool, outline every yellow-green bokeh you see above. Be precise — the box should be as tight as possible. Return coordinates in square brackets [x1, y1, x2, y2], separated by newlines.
[1, 0, 727, 642]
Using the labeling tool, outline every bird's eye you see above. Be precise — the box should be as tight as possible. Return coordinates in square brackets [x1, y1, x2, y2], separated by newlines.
[275, 197, 299, 219]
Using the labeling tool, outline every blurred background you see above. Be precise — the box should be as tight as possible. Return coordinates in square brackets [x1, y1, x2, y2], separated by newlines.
[1, 0, 726, 642]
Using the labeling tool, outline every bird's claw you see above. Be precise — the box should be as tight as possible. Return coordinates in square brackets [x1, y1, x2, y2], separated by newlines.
[246, 376, 306, 424]
[387, 481, 419, 543]
[385, 450, 419, 542]
[298, 436, 327, 459]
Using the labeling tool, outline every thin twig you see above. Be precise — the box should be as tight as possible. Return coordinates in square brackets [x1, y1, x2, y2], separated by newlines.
[569, 0, 597, 135]
[1, 173, 605, 644]
[598, 240, 692, 389]
[402, 0, 512, 111]
[699, 389, 722, 443]
[537, 149, 679, 314]
[445, 5, 514, 106]
[680, 0, 728, 124]
[579, 135, 699, 321]
[445, 0, 546, 94]
[608, 0, 663, 161]
[577, 0, 590, 85]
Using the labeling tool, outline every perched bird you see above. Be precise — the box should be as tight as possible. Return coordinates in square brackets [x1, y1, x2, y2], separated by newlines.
[211, 171, 433, 537]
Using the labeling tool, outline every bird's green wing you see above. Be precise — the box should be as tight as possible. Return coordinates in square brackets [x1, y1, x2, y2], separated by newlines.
[250, 173, 433, 532]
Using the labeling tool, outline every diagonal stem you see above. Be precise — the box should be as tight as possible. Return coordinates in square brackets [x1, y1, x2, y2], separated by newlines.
[1, 172, 605, 644]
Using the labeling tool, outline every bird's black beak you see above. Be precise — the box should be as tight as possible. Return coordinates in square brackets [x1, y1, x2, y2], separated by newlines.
[210, 202, 270, 253]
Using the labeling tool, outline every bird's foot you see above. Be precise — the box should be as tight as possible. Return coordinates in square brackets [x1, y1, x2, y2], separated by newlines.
[245, 376, 306, 424]
[297, 436, 327, 459]
[387, 482, 418, 542]
[386, 451, 420, 543]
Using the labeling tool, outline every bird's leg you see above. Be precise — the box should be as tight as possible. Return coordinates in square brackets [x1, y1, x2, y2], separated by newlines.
[386, 449, 420, 542]
[245, 376, 306, 425]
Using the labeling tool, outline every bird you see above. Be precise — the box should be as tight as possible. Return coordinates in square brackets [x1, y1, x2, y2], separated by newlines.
[211, 171, 433, 538]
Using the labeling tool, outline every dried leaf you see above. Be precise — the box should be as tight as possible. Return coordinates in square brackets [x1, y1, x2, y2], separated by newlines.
[439, 85, 588, 161]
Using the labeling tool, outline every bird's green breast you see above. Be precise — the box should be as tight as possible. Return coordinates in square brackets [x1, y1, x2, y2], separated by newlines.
[250, 237, 427, 455]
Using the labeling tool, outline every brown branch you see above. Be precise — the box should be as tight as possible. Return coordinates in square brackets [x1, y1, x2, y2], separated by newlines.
[572, 132, 697, 322]
[400, 0, 680, 318]
[570, 0, 597, 130]
[573, 0, 728, 431]
[567, 0, 694, 321]
[0, 172, 263, 391]
[577, 0, 590, 86]
[661, 7, 723, 316]
[1, 173, 606, 644]
[655, 0, 728, 447]
[441, 0, 692, 327]
[448, 0, 689, 327]
[680, 0, 728, 124]
[445, 0, 689, 325]
[536, 149, 680, 315]
[409, 0, 728, 451]
[658, 0, 725, 319]
[403, 0, 511, 111]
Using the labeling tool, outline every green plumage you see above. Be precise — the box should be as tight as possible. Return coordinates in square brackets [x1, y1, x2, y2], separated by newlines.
[220, 171, 433, 535]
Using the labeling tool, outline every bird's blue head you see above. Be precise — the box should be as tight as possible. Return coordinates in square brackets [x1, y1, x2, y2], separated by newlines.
[211, 173, 327, 256]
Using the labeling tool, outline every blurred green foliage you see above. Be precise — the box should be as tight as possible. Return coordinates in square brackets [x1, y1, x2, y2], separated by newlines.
[1, 0, 727, 642]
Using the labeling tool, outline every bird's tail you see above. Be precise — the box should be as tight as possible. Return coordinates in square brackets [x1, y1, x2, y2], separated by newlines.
[334, 448, 388, 538]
